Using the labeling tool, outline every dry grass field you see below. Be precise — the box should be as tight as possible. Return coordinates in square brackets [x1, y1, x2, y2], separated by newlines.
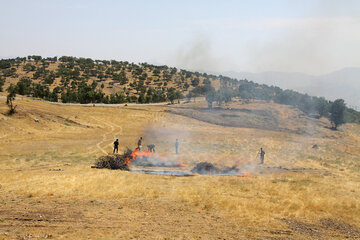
[0, 97, 360, 239]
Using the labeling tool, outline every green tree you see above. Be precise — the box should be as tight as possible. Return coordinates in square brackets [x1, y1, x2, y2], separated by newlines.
[138, 93, 145, 103]
[203, 78, 211, 85]
[152, 68, 161, 76]
[191, 78, 200, 87]
[183, 82, 189, 90]
[16, 77, 32, 95]
[329, 99, 346, 130]
[205, 88, 216, 109]
[167, 87, 177, 104]
[315, 97, 329, 117]
[0, 59, 11, 69]
[23, 63, 36, 72]
[0, 76, 5, 92]
[6, 84, 17, 115]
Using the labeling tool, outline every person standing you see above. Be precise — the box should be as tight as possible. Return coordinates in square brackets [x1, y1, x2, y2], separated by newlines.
[113, 139, 119, 154]
[138, 137, 143, 151]
[259, 148, 265, 164]
[175, 139, 179, 155]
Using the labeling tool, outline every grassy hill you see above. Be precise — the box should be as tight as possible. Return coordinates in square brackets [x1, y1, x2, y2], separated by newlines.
[1, 56, 360, 126]
[0, 56, 222, 104]
[0, 98, 360, 239]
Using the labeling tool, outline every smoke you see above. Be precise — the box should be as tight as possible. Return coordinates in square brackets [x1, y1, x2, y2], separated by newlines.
[169, 2, 360, 75]
[134, 125, 192, 166]
[170, 34, 236, 73]
[243, 17, 360, 75]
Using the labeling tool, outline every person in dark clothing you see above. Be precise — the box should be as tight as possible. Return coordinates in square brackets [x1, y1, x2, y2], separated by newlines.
[147, 144, 156, 152]
[259, 148, 265, 164]
[138, 137, 143, 151]
[175, 139, 179, 155]
[113, 139, 119, 154]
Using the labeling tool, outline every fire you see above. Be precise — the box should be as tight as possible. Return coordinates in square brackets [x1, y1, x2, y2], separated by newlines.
[236, 173, 251, 177]
[125, 147, 188, 167]
[124, 147, 153, 165]
[178, 162, 188, 167]
[130, 147, 152, 160]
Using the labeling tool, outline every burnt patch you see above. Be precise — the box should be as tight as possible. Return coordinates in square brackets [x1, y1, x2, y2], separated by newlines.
[191, 162, 243, 175]
[169, 106, 280, 131]
[320, 218, 360, 238]
[279, 218, 323, 238]
[191, 162, 219, 174]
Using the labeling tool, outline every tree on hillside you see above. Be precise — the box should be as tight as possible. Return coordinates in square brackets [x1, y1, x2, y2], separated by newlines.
[0, 59, 11, 69]
[315, 97, 330, 117]
[203, 78, 211, 85]
[6, 84, 17, 115]
[173, 90, 183, 103]
[28, 55, 42, 62]
[0, 76, 5, 92]
[16, 77, 32, 95]
[191, 77, 200, 87]
[205, 87, 216, 109]
[167, 88, 177, 104]
[218, 87, 235, 104]
[183, 82, 189, 90]
[23, 63, 36, 72]
[329, 99, 346, 130]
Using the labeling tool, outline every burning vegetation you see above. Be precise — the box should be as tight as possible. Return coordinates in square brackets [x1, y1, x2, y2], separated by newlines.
[127, 147, 188, 167]
[93, 146, 188, 171]
[94, 146, 250, 177]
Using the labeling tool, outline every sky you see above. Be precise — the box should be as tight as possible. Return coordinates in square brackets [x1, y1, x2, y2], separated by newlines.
[0, 0, 359, 75]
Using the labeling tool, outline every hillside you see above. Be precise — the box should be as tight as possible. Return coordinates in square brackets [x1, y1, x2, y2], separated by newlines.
[223, 68, 360, 110]
[1, 56, 360, 126]
[0, 99, 360, 239]
[0, 56, 222, 104]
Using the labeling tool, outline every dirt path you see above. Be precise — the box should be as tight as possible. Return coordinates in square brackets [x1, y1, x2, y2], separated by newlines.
[89, 116, 124, 155]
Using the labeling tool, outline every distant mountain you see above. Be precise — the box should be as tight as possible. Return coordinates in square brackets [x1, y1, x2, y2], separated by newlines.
[222, 68, 360, 110]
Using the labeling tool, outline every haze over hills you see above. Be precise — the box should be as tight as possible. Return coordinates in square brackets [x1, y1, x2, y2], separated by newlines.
[221, 67, 360, 110]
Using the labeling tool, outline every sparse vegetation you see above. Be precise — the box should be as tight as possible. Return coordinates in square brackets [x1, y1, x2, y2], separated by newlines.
[1, 56, 360, 126]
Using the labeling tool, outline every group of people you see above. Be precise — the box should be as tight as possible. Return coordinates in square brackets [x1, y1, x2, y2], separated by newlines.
[113, 137, 265, 165]
[113, 137, 180, 155]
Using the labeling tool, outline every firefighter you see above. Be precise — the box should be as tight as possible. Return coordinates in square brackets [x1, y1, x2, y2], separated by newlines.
[259, 148, 265, 164]
[113, 139, 119, 154]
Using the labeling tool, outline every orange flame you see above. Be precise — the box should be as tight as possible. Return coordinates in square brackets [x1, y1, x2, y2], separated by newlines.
[126, 147, 188, 167]
[178, 162, 188, 167]
[130, 147, 152, 161]
[236, 173, 251, 177]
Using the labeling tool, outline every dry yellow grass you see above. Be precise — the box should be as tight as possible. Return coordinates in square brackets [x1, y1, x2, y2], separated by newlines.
[0, 98, 360, 239]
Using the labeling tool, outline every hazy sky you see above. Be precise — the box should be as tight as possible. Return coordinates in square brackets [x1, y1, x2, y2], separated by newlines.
[1, 0, 359, 74]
